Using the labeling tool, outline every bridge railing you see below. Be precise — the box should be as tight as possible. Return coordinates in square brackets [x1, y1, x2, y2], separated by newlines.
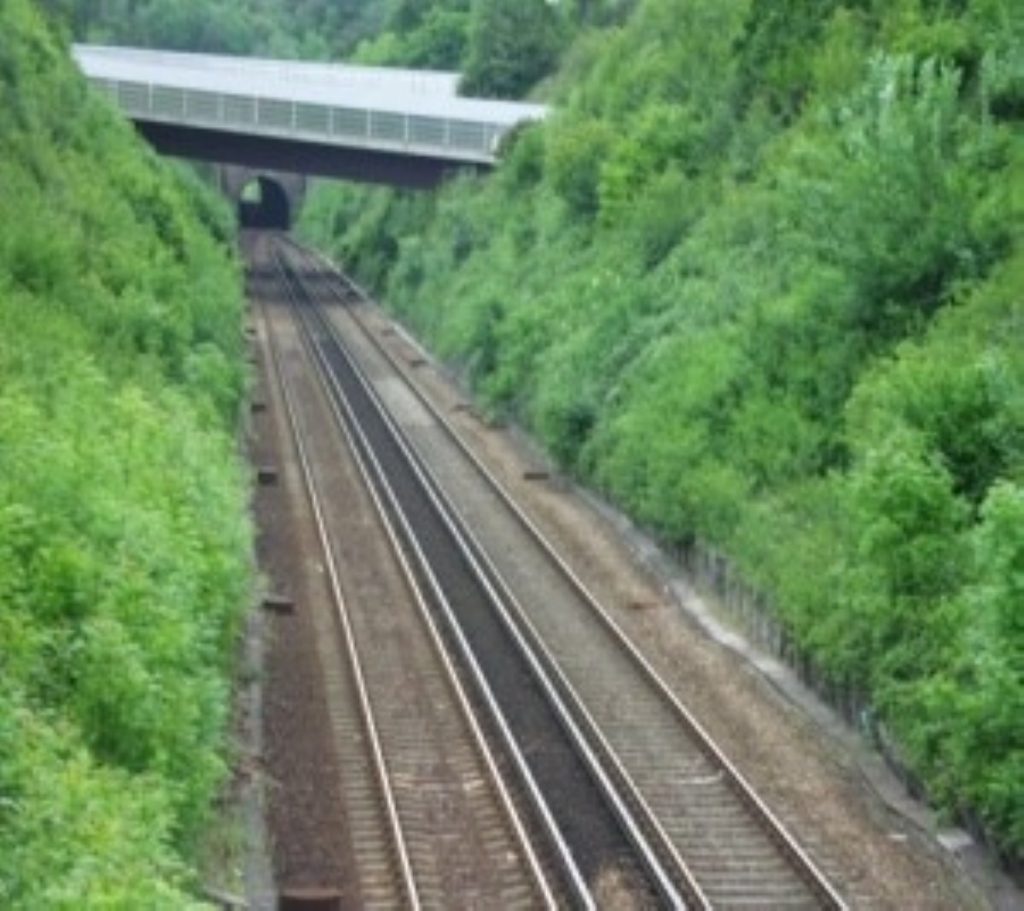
[87, 77, 508, 162]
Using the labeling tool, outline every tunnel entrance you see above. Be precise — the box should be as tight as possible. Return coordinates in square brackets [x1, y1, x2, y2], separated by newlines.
[239, 176, 291, 229]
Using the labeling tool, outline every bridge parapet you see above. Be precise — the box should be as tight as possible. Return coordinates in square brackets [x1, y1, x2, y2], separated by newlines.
[75, 45, 547, 167]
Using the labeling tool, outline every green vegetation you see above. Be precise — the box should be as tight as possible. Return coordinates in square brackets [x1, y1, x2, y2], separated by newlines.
[73, 0, 390, 59]
[351, 0, 568, 93]
[0, 1, 251, 906]
[460, 0, 565, 98]
[352, 0, 472, 70]
[299, 0, 1024, 863]
[353, 0, 632, 91]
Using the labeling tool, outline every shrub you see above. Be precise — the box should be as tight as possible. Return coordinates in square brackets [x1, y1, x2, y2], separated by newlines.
[0, 0, 251, 900]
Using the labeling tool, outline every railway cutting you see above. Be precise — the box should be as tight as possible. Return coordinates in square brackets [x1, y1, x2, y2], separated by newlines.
[246, 229, 849, 910]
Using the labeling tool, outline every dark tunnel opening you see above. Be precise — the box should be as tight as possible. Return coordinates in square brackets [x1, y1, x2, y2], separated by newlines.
[239, 176, 291, 229]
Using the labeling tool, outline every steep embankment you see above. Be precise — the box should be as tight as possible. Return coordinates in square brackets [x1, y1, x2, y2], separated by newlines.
[0, 2, 251, 907]
[300, 0, 1024, 866]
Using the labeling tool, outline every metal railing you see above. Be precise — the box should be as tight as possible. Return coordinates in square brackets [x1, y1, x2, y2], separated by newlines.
[87, 76, 509, 162]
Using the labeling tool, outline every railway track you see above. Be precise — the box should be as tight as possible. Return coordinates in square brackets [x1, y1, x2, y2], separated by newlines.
[276, 233, 849, 911]
[251, 233, 557, 908]
[268, 237, 698, 908]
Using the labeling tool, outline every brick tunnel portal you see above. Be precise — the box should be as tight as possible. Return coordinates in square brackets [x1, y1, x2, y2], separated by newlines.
[239, 175, 291, 230]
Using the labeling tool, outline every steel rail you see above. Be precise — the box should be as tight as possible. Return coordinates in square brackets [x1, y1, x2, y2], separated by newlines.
[295, 237, 849, 910]
[257, 248, 421, 909]
[278, 241, 708, 906]
[274, 245, 611, 909]
[276, 241, 693, 908]
[268, 242, 561, 909]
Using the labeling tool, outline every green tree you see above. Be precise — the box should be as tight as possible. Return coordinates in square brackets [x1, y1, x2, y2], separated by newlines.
[461, 0, 565, 98]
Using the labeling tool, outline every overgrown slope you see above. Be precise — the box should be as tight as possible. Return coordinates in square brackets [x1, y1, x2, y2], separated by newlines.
[0, 2, 251, 906]
[299, 0, 1024, 863]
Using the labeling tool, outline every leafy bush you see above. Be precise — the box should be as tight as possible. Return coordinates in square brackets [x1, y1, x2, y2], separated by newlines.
[0, 1, 251, 904]
[547, 117, 615, 218]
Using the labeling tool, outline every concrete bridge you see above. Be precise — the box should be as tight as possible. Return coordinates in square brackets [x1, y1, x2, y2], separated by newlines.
[74, 45, 547, 194]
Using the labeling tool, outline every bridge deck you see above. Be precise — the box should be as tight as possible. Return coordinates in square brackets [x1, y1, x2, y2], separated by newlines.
[74, 45, 547, 166]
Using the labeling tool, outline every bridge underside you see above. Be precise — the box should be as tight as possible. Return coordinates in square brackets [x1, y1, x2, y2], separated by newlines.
[135, 120, 489, 189]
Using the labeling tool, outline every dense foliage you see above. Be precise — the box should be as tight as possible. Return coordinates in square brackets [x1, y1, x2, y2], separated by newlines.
[72, 0, 391, 59]
[351, 0, 472, 70]
[299, 0, 1024, 862]
[460, 0, 565, 98]
[354, 0, 632, 93]
[0, 1, 251, 905]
